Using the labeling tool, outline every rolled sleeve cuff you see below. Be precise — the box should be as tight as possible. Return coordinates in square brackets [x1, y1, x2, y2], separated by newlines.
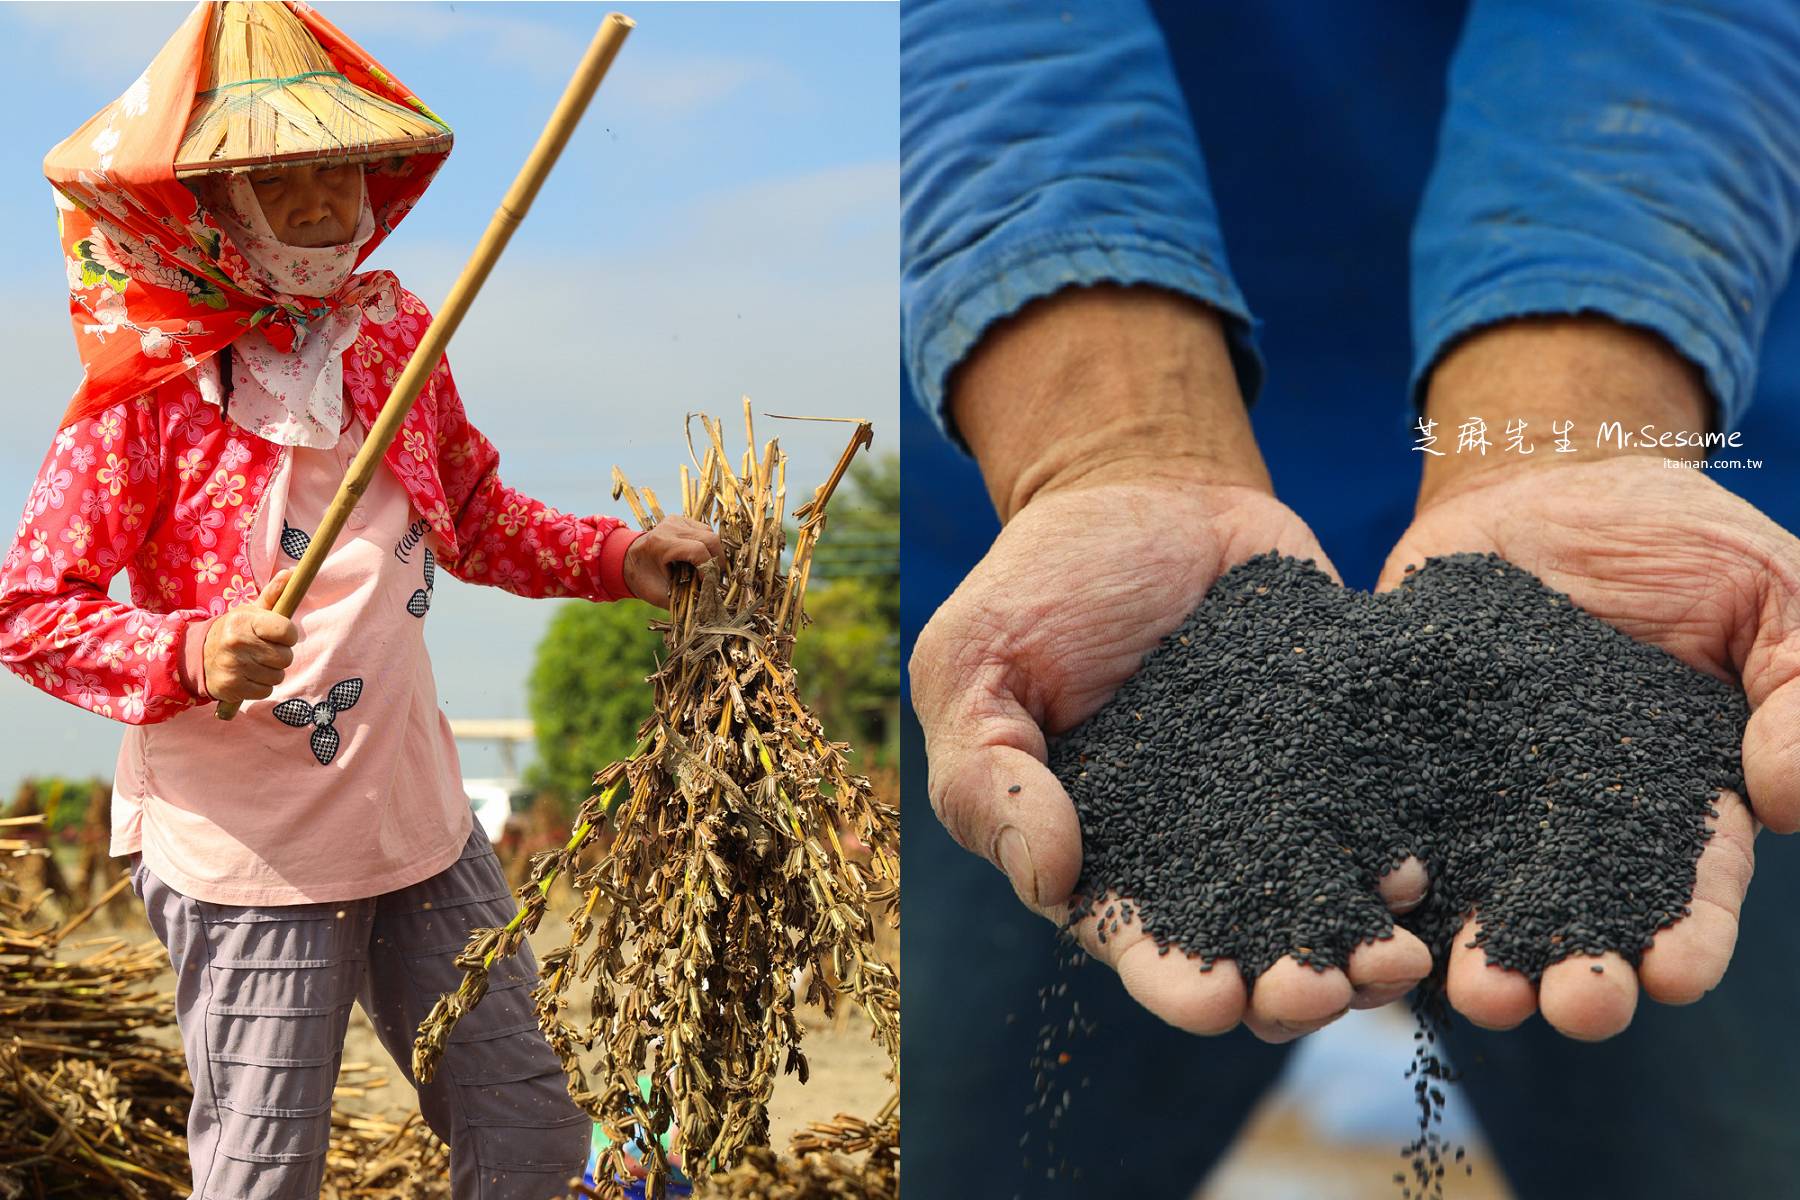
[176, 615, 215, 702]
[907, 231, 1265, 450]
[1410, 275, 1748, 437]
[597, 525, 642, 601]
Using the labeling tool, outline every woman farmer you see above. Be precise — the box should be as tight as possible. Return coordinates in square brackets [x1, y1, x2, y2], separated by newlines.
[0, 4, 716, 1196]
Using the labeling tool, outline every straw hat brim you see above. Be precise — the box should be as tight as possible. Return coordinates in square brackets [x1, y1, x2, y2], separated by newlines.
[173, 134, 452, 178]
[173, 72, 451, 179]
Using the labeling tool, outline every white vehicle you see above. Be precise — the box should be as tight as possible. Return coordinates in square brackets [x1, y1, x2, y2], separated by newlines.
[463, 778, 531, 843]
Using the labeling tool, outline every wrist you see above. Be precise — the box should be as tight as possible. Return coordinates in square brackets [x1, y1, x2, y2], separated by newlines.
[178, 616, 217, 702]
[1416, 316, 1713, 510]
[599, 524, 642, 601]
[949, 285, 1271, 522]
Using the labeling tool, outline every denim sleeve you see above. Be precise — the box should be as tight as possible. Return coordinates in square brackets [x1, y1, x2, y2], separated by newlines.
[1412, 0, 1800, 433]
[901, 0, 1259, 446]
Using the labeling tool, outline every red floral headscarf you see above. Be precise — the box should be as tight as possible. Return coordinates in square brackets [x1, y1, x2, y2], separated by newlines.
[42, 1, 449, 430]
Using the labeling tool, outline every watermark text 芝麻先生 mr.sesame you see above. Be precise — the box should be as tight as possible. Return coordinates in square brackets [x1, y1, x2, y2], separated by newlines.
[1411, 417, 1760, 468]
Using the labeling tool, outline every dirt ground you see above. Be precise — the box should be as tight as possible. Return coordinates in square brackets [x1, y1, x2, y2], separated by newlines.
[70, 852, 894, 1163]
[335, 905, 893, 1149]
[1200, 1102, 1516, 1200]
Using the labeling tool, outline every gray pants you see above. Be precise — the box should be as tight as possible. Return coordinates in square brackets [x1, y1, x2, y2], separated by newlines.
[129, 828, 589, 1200]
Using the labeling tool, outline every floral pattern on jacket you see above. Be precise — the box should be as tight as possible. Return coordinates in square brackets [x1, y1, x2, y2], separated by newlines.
[0, 286, 637, 725]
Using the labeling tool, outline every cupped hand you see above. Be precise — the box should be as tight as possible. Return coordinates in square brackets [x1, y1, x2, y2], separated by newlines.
[1378, 457, 1800, 1039]
[202, 568, 299, 702]
[622, 515, 725, 608]
[912, 478, 1433, 1042]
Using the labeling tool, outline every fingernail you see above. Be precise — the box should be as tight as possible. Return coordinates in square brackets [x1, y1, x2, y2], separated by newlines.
[1463, 1013, 1519, 1032]
[1276, 1004, 1351, 1036]
[1351, 981, 1414, 1010]
[994, 825, 1038, 907]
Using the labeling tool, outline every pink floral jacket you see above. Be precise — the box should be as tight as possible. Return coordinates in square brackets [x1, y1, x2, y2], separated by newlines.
[0, 287, 639, 725]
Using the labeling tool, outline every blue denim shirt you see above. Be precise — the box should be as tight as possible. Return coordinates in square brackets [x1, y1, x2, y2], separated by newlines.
[901, 0, 1800, 442]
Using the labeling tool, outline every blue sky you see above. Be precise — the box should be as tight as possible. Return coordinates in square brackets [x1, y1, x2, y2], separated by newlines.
[0, 1, 897, 788]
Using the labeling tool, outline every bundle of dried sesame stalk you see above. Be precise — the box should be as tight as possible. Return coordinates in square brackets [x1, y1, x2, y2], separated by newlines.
[0, 816, 450, 1199]
[411, 402, 900, 1200]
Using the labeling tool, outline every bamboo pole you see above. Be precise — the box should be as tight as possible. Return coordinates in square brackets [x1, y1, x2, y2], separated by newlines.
[218, 11, 636, 719]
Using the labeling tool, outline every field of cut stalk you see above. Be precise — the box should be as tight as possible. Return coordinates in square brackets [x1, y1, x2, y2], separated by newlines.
[0, 813, 453, 1199]
[0, 796, 895, 1199]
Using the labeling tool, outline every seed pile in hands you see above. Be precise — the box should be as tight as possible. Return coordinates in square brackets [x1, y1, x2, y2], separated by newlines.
[1048, 551, 1749, 986]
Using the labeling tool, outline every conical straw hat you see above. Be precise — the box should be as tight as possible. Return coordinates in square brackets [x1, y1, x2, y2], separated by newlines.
[174, 1, 450, 177]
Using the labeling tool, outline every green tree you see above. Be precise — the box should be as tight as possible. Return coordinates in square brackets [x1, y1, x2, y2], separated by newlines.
[795, 452, 900, 764]
[809, 454, 899, 629]
[526, 451, 902, 805]
[525, 601, 661, 806]
[792, 575, 901, 765]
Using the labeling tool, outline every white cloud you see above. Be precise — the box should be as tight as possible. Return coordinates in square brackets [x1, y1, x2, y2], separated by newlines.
[312, 2, 578, 75]
[4, 3, 190, 72]
[316, 4, 793, 123]
[606, 53, 788, 121]
[9, 3, 788, 127]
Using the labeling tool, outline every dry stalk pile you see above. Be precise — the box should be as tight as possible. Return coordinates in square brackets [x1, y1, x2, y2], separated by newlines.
[411, 404, 900, 1199]
[684, 1093, 901, 1200]
[0, 815, 451, 1199]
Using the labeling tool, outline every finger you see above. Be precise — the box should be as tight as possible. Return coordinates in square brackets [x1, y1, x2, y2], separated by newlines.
[235, 663, 286, 689]
[1218, 524, 1345, 588]
[662, 537, 714, 569]
[1247, 956, 1354, 1043]
[1372, 542, 1424, 594]
[1743, 677, 1800, 833]
[912, 602, 1086, 912]
[1377, 855, 1429, 915]
[1066, 894, 1246, 1035]
[1538, 951, 1638, 1041]
[1118, 941, 1247, 1036]
[244, 640, 295, 671]
[256, 569, 293, 610]
[250, 611, 300, 647]
[1240, 1011, 1298, 1043]
[1445, 913, 1537, 1030]
[656, 516, 713, 544]
[1346, 925, 1433, 1009]
[928, 742, 1083, 915]
[690, 526, 725, 562]
[1639, 787, 1755, 1005]
[230, 679, 276, 702]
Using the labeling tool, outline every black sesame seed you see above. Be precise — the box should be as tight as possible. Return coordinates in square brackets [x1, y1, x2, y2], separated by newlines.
[1041, 551, 1748, 1200]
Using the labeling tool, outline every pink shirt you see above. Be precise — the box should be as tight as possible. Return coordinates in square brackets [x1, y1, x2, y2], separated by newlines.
[110, 406, 473, 904]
